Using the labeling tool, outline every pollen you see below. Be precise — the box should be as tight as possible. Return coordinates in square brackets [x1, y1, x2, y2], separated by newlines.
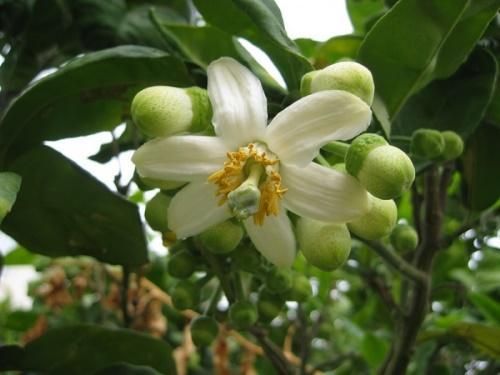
[208, 143, 287, 225]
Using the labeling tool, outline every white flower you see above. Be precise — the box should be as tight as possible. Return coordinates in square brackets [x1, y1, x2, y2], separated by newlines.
[132, 57, 372, 267]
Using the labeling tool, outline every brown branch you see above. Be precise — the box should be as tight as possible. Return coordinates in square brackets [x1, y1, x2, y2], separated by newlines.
[380, 165, 443, 375]
[250, 326, 296, 375]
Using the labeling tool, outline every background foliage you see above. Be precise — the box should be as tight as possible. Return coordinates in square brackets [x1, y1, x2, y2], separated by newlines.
[0, 0, 499, 374]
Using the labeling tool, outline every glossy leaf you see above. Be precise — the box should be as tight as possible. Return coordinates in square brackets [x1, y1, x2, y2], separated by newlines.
[94, 363, 163, 375]
[346, 0, 386, 34]
[155, 21, 284, 92]
[314, 35, 363, 69]
[0, 325, 175, 374]
[392, 49, 498, 138]
[193, 0, 312, 92]
[450, 322, 500, 358]
[358, 0, 498, 125]
[0, 46, 193, 163]
[0, 172, 22, 225]
[2, 146, 147, 266]
[462, 124, 500, 210]
[468, 292, 500, 325]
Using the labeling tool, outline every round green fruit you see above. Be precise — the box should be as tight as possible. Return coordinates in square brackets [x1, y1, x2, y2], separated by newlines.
[171, 280, 199, 311]
[229, 300, 258, 330]
[390, 223, 419, 252]
[167, 250, 196, 279]
[190, 316, 219, 347]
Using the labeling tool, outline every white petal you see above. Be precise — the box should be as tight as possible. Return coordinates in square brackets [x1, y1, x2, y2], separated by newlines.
[244, 209, 296, 268]
[207, 57, 267, 147]
[168, 182, 232, 238]
[266, 90, 371, 167]
[132, 135, 227, 182]
[281, 162, 370, 222]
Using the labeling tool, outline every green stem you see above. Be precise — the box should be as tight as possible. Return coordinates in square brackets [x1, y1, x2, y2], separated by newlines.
[322, 141, 350, 159]
[205, 285, 222, 316]
[390, 135, 412, 142]
[315, 153, 331, 168]
[233, 272, 245, 301]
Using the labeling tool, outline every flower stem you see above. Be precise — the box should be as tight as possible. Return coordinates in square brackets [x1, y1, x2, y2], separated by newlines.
[322, 141, 350, 159]
[315, 154, 331, 168]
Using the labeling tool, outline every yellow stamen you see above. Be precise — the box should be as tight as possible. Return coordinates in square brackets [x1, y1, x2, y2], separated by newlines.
[208, 143, 287, 225]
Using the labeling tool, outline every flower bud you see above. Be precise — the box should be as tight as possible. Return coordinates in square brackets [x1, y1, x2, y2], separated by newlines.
[131, 86, 212, 138]
[167, 250, 196, 279]
[190, 316, 219, 347]
[410, 129, 445, 159]
[285, 275, 312, 303]
[345, 134, 415, 199]
[145, 192, 171, 232]
[198, 220, 244, 254]
[171, 280, 199, 311]
[301, 61, 374, 106]
[230, 245, 262, 273]
[440, 131, 464, 161]
[347, 195, 397, 240]
[257, 288, 284, 323]
[265, 268, 293, 294]
[297, 218, 351, 271]
[390, 223, 419, 252]
[229, 300, 258, 330]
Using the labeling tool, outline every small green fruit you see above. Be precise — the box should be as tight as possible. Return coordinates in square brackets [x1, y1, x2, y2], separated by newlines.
[145, 192, 171, 232]
[190, 316, 219, 347]
[301, 61, 374, 106]
[167, 250, 196, 279]
[265, 268, 293, 294]
[390, 224, 419, 252]
[230, 245, 262, 273]
[285, 275, 312, 303]
[229, 300, 258, 330]
[297, 218, 351, 271]
[410, 129, 445, 159]
[348, 195, 397, 240]
[131, 86, 212, 138]
[198, 220, 244, 254]
[346, 133, 415, 199]
[440, 131, 464, 160]
[257, 288, 285, 323]
[171, 280, 199, 311]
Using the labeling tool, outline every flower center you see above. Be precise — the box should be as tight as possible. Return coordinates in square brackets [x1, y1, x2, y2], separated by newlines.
[208, 143, 287, 225]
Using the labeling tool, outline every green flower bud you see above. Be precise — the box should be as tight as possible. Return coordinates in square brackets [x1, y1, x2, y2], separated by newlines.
[229, 300, 258, 330]
[301, 61, 375, 106]
[145, 192, 171, 232]
[285, 275, 312, 303]
[265, 268, 293, 294]
[131, 86, 212, 138]
[198, 220, 244, 254]
[171, 280, 199, 311]
[257, 288, 285, 323]
[230, 245, 262, 272]
[190, 316, 219, 347]
[440, 131, 464, 161]
[346, 134, 415, 199]
[347, 195, 397, 240]
[390, 223, 419, 252]
[410, 129, 445, 159]
[297, 218, 351, 271]
[167, 250, 197, 279]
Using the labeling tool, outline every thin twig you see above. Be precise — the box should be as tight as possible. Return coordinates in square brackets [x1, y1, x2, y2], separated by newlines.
[250, 326, 296, 375]
[121, 265, 131, 328]
[353, 235, 427, 285]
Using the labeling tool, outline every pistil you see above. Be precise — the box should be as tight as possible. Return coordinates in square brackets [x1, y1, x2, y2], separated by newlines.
[227, 163, 264, 220]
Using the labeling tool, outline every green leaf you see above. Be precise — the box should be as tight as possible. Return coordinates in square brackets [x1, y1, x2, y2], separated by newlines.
[155, 21, 284, 92]
[450, 322, 500, 358]
[314, 35, 363, 69]
[0, 46, 193, 163]
[2, 146, 147, 266]
[193, 0, 312, 93]
[468, 292, 500, 325]
[4, 310, 39, 331]
[359, 332, 389, 368]
[462, 123, 500, 210]
[3, 246, 35, 265]
[392, 49, 498, 138]
[358, 0, 498, 125]
[294, 38, 320, 59]
[0, 324, 176, 374]
[0, 172, 22, 225]
[346, 0, 386, 34]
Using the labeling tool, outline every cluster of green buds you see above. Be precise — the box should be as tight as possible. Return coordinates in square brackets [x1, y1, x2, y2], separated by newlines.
[410, 129, 464, 161]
